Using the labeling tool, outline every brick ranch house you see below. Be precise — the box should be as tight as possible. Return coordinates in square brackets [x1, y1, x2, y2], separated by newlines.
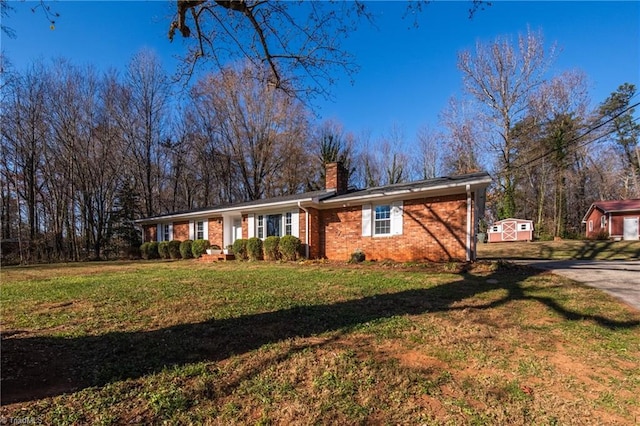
[582, 199, 640, 241]
[136, 163, 492, 262]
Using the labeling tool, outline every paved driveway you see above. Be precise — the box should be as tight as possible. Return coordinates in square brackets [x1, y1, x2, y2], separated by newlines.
[515, 260, 640, 311]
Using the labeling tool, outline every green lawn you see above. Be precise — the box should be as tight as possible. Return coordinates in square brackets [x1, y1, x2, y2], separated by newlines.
[477, 239, 640, 260]
[1, 260, 639, 425]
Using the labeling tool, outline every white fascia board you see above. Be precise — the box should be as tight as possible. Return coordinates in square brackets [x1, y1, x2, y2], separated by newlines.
[581, 204, 597, 223]
[135, 210, 219, 225]
[215, 198, 317, 214]
[320, 177, 492, 207]
[134, 192, 334, 225]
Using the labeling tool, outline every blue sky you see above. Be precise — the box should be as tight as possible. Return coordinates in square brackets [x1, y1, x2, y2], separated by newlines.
[2, 1, 638, 143]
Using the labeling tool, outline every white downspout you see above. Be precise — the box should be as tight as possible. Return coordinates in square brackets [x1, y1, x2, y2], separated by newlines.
[298, 201, 310, 259]
[466, 184, 472, 262]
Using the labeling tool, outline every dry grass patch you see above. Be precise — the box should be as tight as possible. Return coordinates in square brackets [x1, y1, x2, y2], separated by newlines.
[478, 240, 640, 260]
[1, 260, 638, 424]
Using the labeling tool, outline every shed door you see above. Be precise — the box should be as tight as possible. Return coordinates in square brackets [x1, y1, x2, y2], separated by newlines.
[502, 221, 517, 241]
[623, 217, 639, 240]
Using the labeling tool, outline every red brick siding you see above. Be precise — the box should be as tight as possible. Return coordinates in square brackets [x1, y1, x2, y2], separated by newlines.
[208, 217, 224, 247]
[172, 221, 189, 241]
[143, 225, 156, 243]
[241, 214, 248, 239]
[306, 207, 322, 259]
[325, 162, 348, 194]
[320, 193, 469, 262]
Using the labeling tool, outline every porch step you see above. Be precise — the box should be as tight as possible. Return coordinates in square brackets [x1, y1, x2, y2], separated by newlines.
[199, 253, 236, 262]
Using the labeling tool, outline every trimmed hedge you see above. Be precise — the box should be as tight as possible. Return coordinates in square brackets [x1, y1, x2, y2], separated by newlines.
[192, 239, 210, 258]
[246, 237, 263, 261]
[263, 236, 280, 261]
[158, 241, 170, 259]
[148, 242, 159, 259]
[233, 239, 248, 260]
[140, 242, 150, 259]
[279, 235, 301, 261]
[168, 240, 182, 259]
[140, 242, 160, 260]
[180, 240, 194, 259]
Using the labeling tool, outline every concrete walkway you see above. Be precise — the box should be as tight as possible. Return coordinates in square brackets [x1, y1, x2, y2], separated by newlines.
[516, 260, 640, 311]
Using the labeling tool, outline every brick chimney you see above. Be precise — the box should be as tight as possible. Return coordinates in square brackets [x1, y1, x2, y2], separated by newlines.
[325, 162, 348, 194]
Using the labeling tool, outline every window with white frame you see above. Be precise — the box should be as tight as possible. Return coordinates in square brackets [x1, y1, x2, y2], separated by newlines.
[196, 221, 204, 240]
[257, 215, 265, 239]
[253, 212, 297, 239]
[601, 216, 606, 228]
[374, 205, 391, 236]
[519, 223, 530, 231]
[285, 212, 292, 235]
[589, 220, 593, 232]
[162, 223, 171, 241]
[362, 202, 403, 237]
[266, 214, 282, 237]
[491, 225, 501, 233]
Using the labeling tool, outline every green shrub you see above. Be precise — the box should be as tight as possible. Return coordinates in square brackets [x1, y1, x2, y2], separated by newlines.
[168, 240, 182, 259]
[246, 237, 263, 261]
[191, 239, 210, 258]
[279, 235, 301, 261]
[158, 241, 170, 259]
[147, 242, 159, 259]
[349, 248, 365, 263]
[263, 236, 280, 261]
[140, 242, 150, 260]
[233, 239, 247, 260]
[594, 230, 610, 241]
[180, 240, 194, 259]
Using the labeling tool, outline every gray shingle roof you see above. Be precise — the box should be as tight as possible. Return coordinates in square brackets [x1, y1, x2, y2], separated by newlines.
[136, 171, 492, 223]
[326, 171, 492, 202]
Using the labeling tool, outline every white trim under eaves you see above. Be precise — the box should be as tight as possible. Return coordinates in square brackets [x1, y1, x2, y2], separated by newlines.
[320, 177, 492, 207]
[135, 191, 336, 225]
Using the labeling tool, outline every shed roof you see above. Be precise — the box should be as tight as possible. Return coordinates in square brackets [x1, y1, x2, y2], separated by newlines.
[493, 218, 533, 224]
[592, 199, 640, 212]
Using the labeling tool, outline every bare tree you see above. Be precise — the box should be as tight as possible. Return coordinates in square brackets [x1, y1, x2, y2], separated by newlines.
[169, 1, 489, 98]
[168, 0, 365, 98]
[191, 62, 311, 201]
[0, 63, 48, 245]
[412, 125, 442, 180]
[458, 27, 554, 219]
[527, 70, 589, 237]
[118, 49, 170, 217]
[311, 120, 356, 190]
[599, 83, 640, 197]
[440, 96, 483, 175]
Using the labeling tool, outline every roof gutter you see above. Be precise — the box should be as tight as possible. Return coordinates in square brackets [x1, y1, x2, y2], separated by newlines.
[319, 177, 492, 206]
[135, 194, 331, 225]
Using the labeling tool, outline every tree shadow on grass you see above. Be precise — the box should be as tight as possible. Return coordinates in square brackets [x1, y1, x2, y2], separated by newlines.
[2, 263, 638, 404]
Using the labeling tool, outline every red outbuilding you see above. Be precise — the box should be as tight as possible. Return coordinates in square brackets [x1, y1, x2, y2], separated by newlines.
[487, 218, 534, 243]
[582, 199, 640, 241]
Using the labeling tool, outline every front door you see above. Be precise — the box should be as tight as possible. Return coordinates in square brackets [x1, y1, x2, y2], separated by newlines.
[623, 217, 639, 240]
